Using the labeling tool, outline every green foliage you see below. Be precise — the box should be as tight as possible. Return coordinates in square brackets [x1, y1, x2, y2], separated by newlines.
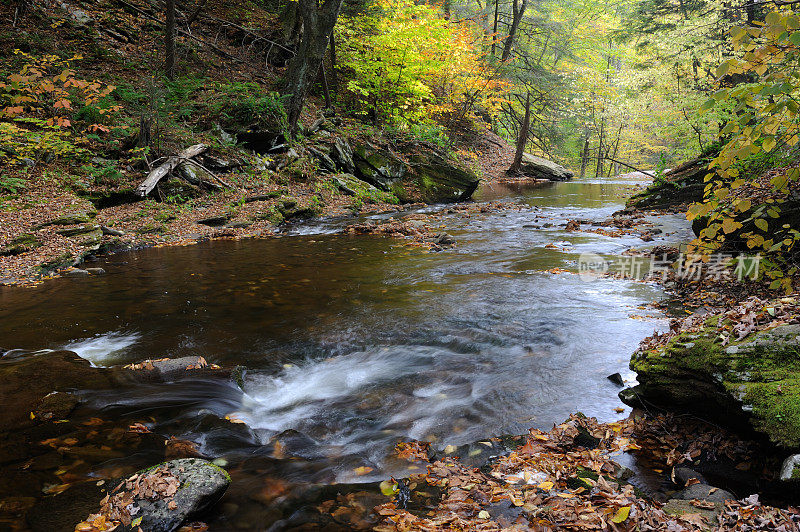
[80, 160, 123, 185]
[0, 174, 27, 194]
[215, 82, 289, 133]
[687, 9, 800, 291]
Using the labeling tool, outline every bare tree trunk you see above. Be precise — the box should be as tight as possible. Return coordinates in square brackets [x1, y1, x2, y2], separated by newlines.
[165, 0, 176, 79]
[284, 0, 344, 134]
[501, 0, 527, 62]
[595, 119, 605, 178]
[508, 92, 531, 174]
[329, 31, 338, 93]
[579, 132, 590, 178]
[491, 0, 499, 57]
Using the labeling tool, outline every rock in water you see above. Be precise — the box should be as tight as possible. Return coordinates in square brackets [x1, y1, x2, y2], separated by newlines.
[101, 459, 230, 532]
[136, 459, 230, 531]
[518, 153, 574, 181]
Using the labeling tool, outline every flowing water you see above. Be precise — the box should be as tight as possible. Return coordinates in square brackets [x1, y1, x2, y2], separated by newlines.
[0, 176, 693, 530]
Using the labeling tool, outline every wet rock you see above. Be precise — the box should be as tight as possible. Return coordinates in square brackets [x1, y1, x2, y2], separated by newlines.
[672, 483, 734, 503]
[434, 232, 456, 246]
[517, 153, 573, 181]
[65, 268, 90, 276]
[0, 234, 41, 256]
[0, 350, 116, 432]
[93, 459, 229, 532]
[780, 454, 800, 481]
[85, 267, 105, 275]
[269, 429, 323, 459]
[673, 466, 707, 486]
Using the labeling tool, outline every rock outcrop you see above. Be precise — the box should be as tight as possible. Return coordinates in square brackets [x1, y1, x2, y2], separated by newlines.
[621, 309, 800, 447]
[310, 139, 480, 203]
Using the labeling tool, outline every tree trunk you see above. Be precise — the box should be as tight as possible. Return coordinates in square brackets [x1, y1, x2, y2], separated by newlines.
[508, 92, 531, 174]
[579, 133, 590, 178]
[283, 0, 344, 134]
[501, 0, 526, 62]
[491, 0, 499, 57]
[595, 119, 605, 178]
[165, 0, 176, 79]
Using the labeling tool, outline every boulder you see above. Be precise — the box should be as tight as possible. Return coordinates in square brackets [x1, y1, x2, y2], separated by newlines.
[518, 153, 573, 181]
[672, 483, 734, 502]
[78, 458, 230, 532]
[626, 154, 714, 210]
[353, 143, 480, 203]
[621, 314, 800, 447]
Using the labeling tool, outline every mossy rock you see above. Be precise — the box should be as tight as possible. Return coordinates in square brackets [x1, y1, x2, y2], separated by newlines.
[38, 252, 75, 273]
[1, 233, 42, 256]
[40, 211, 97, 227]
[352, 143, 479, 204]
[623, 318, 800, 447]
[55, 224, 101, 237]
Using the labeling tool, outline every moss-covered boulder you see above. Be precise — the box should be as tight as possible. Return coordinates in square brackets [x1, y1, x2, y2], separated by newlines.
[353, 142, 480, 203]
[621, 319, 800, 447]
[0, 233, 41, 256]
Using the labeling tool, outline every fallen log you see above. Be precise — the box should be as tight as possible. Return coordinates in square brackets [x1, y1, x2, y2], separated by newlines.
[135, 144, 208, 197]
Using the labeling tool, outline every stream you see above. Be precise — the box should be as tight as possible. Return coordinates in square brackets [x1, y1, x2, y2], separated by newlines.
[0, 176, 694, 530]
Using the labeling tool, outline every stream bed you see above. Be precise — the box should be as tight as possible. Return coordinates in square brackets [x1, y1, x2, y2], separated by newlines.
[0, 176, 694, 530]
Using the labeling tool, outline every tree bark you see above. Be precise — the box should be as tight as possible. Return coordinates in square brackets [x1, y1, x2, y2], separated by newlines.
[165, 0, 176, 79]
[283, 0, 344, 134]
[508, 92, 531, 174]
[501, 0, 527, 62]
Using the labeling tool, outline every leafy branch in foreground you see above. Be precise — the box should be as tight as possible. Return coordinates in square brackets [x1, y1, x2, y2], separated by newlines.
[688, 9, 800, 292]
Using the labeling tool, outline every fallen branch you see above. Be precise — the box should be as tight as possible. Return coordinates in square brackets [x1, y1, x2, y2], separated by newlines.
[183, 158, 232, 189]
[136, 144, 208, 197]
[603, 157, 654, 177]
